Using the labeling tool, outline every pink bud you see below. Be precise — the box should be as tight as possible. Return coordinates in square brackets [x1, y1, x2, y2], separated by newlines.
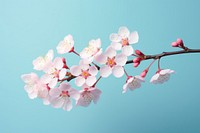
[134, 62, 140, 67]
[140, 69, 148, 78]
[171, 42, 179, 47]
[135, 50, 145, 57]
[133, 57, 141, 63]
[176, 38, 183, 46]
[62, 58, 66, 64]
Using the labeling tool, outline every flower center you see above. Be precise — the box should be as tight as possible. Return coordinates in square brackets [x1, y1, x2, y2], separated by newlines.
[121, 38, 129, 46]
[106, 57, 116, 67]
[81, 70, 91, 78]
[61, 91, 70, 97]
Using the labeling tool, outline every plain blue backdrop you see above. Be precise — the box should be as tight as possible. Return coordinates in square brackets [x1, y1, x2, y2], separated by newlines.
[0, 0, 200, 133]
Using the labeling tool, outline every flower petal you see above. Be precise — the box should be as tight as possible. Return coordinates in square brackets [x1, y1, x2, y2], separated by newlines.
[94, 53, 107, 64]
[45, 49, 54, 62]
[70, 65, 81, 76]
[118, 26, 130, 39]
[112, 65, 124, 78]
[111, 42, 122, 50]
[86, 76, 97, 86]
[63, 98, 72, 111]
[122, 46, 134, 56]
[122, 83, 128, 93]
[109, 33, 121, 42]
[89, 66, 98, 76]
[40, 74, 52, 84]
[53, 57, 63, 70]
[51, 97, 65, 108]
[91, 88, 101, 104]
[150, 74, 159, 83]
[59, 68, 67, 80]
[128, 31, 139, 44]
[48, 78, 58, 88]
[105, 47, 116, 58]
[100, 65, 112, 77]
[115, 54, 127, 66]
[75, 76, 85, 87]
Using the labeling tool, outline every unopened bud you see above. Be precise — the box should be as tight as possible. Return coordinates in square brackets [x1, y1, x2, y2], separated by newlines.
[135, 50, 145, 57]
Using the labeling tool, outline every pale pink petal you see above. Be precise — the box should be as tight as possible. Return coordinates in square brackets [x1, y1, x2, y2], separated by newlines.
[43, 96, 50, 105]
[112, 65, 124, 78]
[91, 89, 101, 104]
[21, 73, 38, 84]
[160, 69, 170, 75]
[53, 57, 63, 70]
[150, 74, 159, 83]
[45, 49, 54, 62]
[76, 96, 89, 107]
[51, 97, 65, 108]
[100, 65, 112, 77]
[94, 53, 107, 64]
[48, 78, 58, 88]
[111, 42, 122, 50]
[128, 31, 139, 44]
[40, 74, 52, 84]
[88, 66, 98, 76]
[28, 91, 38, 99]
[69, 89, 80, 100]
[86, 76, 97, 86]
[105, 47, 116, 58]
[122, 45, 134, 56]
[118, 26, 130, 39]
[63, 98, 72, 111]
[70, 66, 81, 76]
[122, 83, 128, 93]
[49, 88, 61, 97]
[75, 76, 86, 87]
[24, 85, 34, 93]
[32, 57, 45, 70]
[109, 33, 121, 42]
[89, 38, 101, 48]
[135, 75, 145, 82]
[115, 54, 127, 66]
[59, 82, 71, 91]
[59, 68, 67, 80]
[79, 64, 89, 71]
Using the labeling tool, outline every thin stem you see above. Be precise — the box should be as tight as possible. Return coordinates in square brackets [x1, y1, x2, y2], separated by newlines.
[147, 59, 157, 70]
[123, 67, 129, 77]
[158, 58, 161, 70]
[72, 50, 80, 56]
[126, 48, 200, 64]
[93, 76, 102, 87]
[92, 62, 100, 70]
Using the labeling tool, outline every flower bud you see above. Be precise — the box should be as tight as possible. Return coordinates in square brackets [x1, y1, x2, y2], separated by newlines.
[171, 42, 179, 47]
[140, 69, 148, 78]
[176, 38, 183, 46]
[135, 50, 145, 57]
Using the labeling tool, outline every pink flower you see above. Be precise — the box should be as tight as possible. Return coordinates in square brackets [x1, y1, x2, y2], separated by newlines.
[150, 69, 175, 84]
[76, 84, 101, 107]
[32, 49, 54, 71]
[41, 57, 67, 88]
[21, 73, 49, 99]
[123, 76, 144, 93]
[56, 34, 74, 54]
[80, 38, 102, 64]
[110, 26, 139, 56]
[49, 82, 80, 111]
[70, 61, 98, 87]
[95, 47, 127, 78]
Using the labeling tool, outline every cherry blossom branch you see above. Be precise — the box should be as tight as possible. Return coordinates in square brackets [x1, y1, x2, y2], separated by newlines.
[126, 48, 200, 64]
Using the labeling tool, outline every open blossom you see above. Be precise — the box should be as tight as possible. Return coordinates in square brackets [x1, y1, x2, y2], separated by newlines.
[76, 84, 101, 107]
[21, 73, 49, 99]
[110, 26, 139, 56]
[123, 76, 145, 93]
[49, 82, 80, 111]
[32, 49, 54, 71]
[95, 47, 127, 78]
[56, 34, 74, 54]
[80, 38, 102, 64]
[150, 69, 175, 84]
[41, 57, 67, 88]
[70, 61, 98, 87]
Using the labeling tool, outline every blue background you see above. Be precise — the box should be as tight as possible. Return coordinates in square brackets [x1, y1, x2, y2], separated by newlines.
[0, 0, 200, 132]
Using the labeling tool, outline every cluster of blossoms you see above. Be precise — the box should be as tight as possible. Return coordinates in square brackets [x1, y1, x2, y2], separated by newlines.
[22, 26, 182, 111]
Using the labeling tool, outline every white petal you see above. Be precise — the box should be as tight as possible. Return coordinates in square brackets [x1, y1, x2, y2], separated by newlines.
[94, 53, 107, 64]
[100, 65, 112, 77]
[48, 78, 58, 88]
[49, 88, 61, 97]
[86, 76, 97, 86]
[51, 97, 65, 108]
[69, 88, 80, 100]
[70, 66, 81, 76]
[105, 47, 116, 58]
[89, 66, 98, 76]
[112, 65, 124, 78]
[91, 88, 101, 104]
[40, 74, 52, 84]
[45, 49, 54, 62]
[128, 31, 139, 44]
[59, 82, 71, 91]
[75, 76, 86, 87]
[53, 57, 63, 70]
[59, 68, 67, 80]
[28, 91, 38, 99]
[118, 26, 130, 39]
[109, 33, 121, 42]
[63, 99, 72, 111]
[122, 83, 128, 93]
[79, 64, 89, 71]
[122, 46, 134, 56]
[150, 74, 159, 83]
[111, 42, 122, 50]
[32, 57, 45, 70]
[115, 54, 127, 66]
[160, 69, 170, 75]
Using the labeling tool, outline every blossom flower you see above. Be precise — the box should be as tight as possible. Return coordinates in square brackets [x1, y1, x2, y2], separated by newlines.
[150, 69, 175, 84]
[123, 76, 145, 93]
[49, 82, 80, 111]
[32, 49, 54, 71]
[79, 38, 102, 64]
[76, 84, 101, 107]
[56, 34, 74, 54]
[110, 26, 139, 56]
[70, 61, 98, 87]
[41, 57, 67, 88]
[21, 73, 49, 99]
[95, 47, 127, 78]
